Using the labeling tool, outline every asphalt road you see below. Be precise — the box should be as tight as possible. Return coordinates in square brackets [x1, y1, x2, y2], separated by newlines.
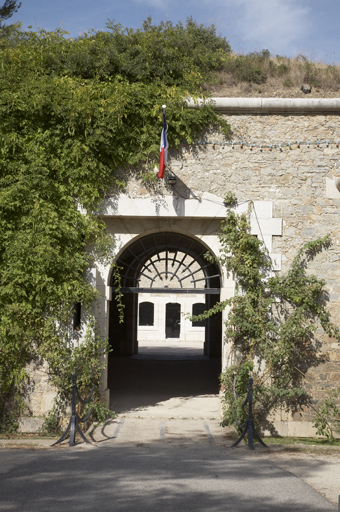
[1, 350, 337, 511]
[1, 425, 337, 511]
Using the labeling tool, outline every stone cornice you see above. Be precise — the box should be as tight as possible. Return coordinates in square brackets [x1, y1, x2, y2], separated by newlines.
[186, 97, 340, 114]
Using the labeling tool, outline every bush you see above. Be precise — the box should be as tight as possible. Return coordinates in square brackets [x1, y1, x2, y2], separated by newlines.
[313, 389, 340, 442]
[224, 52, 269, 84]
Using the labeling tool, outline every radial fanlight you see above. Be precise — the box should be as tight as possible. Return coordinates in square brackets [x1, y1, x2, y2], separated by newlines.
[112, 232, 221, 294]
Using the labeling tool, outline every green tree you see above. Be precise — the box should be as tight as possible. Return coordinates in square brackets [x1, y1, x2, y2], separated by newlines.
[0, 0, 21, 42]
[0, 20, 231, 430]
[0, 0, 21, 25]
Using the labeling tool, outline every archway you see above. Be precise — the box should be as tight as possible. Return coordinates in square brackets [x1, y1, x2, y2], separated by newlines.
[107, 232, 223, 413]
[108, 232, 222, 357]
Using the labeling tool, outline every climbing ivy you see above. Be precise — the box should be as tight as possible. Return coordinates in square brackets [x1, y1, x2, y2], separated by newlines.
[194, 193, 340, 431]
[0, 20, 231, 430]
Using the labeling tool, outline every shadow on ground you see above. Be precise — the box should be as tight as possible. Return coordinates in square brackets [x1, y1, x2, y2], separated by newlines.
[0, 443, 335, 511]
[108, 355, 221, 413]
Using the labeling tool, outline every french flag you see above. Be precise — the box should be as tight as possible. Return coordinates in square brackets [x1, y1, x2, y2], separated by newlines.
[158, 106, 168, 179]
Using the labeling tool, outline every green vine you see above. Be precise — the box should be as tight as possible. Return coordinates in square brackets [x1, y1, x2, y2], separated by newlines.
[40, 317, 115, 433]
[0, 20, 231, 431]
[111, 264, 125, 324]
[198, 193, 340, 431]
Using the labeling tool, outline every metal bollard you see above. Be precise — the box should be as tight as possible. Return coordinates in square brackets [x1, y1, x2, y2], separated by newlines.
[52, 374, 95, 447]
[231, 378, 267, 450]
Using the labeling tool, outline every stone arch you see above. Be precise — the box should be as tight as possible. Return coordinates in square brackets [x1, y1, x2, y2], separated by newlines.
[108, 231, 222, 357]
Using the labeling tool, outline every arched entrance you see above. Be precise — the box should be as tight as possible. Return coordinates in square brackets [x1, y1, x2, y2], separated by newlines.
[108, 232, 222, 357]
[107, 231, 223, 413]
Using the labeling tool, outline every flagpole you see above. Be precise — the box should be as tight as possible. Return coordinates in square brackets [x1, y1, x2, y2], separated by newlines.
[158, 105, 168, 179]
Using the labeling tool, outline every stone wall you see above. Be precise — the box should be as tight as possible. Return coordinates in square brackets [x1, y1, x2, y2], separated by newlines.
[124, 113, 340, 307]
[19, 359, 57, 433]
[119, 111, 340, 434]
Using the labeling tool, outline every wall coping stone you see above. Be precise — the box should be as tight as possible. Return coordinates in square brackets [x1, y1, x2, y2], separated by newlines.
[186, 97, 340, 114]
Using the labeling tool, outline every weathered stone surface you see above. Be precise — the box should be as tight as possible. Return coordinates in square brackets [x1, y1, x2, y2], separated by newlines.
[164, 112, 340, 433]
[18, 417, 45, 433]
[21, 359, 57, 425]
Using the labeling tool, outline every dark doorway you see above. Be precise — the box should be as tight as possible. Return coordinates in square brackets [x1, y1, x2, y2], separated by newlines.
[108, 357, 221, 413]
[165, 303, 181, 338]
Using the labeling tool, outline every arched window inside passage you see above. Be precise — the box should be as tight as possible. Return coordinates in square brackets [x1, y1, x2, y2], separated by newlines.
[192, 303, 206, 327]
[139, 301, 154, 326]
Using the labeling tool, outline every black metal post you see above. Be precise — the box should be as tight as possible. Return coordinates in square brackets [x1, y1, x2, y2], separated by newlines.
[231, 378, 268, 450]
[52, 374, 94, 447]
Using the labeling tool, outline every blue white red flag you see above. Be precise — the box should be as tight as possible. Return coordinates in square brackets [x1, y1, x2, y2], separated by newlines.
[158, 109, 168, 179]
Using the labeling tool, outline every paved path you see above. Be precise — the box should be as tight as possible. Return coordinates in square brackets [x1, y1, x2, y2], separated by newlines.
[0, 415, 337, 512]
[1, 346, 339, 511]
[90, 411, 340, 508]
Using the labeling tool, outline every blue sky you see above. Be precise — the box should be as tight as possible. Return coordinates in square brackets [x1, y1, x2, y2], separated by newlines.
[10, 0, 340, 65]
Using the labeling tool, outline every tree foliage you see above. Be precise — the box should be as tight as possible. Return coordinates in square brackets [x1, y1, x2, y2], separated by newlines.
[0, 19, 231, 430]
[0, 0, 20, 25]
[0, 0, 21, 42]
[194, 194, 340, 432]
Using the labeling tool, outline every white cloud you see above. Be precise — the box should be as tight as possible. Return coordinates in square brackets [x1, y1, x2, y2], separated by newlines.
[133, 0, 169, 9]
[219, 0, 312, 56]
